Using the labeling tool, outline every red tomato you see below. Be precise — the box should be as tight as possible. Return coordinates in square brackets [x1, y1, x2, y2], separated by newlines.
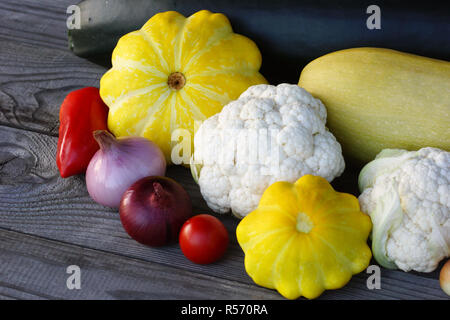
[179, 214, 229, 264]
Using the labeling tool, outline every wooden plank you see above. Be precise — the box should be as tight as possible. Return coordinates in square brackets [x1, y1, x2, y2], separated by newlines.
[0, 40, 105, 136]
[0, 123, 254, 284]
[0, 123, 447, 299]
[0, 0, 447, 300]
[0, 0, 72, 51]
[0, 228, 282, 300]
[1, 225, 446, 301]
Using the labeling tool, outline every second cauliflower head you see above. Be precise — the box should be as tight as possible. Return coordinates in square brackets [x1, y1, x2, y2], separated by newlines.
[191, 84, 345, 218]
[358, 147, 450, 272]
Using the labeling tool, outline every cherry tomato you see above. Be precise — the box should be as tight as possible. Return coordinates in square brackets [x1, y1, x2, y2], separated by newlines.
[179, 214, 229, 264]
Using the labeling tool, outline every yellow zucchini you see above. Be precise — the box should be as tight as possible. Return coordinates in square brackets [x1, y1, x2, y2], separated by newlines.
[298, 47, 450, 164]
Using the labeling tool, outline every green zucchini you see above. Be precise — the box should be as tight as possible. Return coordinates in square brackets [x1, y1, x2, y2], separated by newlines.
[68, 0, 450, 83]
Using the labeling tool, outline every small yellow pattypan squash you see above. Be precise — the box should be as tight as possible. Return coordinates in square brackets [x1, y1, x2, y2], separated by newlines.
[236, 175, 372, 299]
[100, 10, 267, 163]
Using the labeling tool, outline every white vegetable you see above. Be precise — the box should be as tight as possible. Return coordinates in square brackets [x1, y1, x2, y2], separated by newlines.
[358, 147, 450, 272]
[191, 84, 345, 218]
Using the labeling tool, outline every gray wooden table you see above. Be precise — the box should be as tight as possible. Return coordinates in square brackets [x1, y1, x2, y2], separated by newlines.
[0, 0, 447, 300]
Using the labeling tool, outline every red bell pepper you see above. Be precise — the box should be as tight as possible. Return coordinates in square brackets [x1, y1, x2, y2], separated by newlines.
[56, 87, 109, 178]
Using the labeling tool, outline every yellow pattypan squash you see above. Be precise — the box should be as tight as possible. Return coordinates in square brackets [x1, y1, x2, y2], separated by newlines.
[100, 10, 267, 163]
[236, 175, 372, 300]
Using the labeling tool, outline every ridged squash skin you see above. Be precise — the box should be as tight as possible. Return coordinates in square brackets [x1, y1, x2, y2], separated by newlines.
[100, 10, 267, 163]
[298, 47, 450, 164]
[236, 175, 372, 300]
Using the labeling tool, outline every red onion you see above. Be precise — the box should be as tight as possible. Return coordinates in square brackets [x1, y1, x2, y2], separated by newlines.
[86, 130, 166, 208]
[119, 176, 192, 247]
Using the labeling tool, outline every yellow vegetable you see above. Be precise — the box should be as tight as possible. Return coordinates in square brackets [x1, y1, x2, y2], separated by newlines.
[100, 10, 267, 163]
[298, 47, 450, 164]
[236, 175, 372, 299]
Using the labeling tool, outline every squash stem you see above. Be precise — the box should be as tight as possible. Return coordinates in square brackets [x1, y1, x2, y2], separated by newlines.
[168, 72, 186, 90]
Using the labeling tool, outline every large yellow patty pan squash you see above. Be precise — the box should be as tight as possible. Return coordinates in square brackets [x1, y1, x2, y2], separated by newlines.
[100, 10, 267, 163]
[236, 175, 372, 299]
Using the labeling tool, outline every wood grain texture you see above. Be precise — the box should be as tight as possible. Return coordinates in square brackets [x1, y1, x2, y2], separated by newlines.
[0, 0, 70, 51]
[0, 124, 447, 300]
[0, 40, 105, 136]
[0, 0, 447, 300]
[0, 228, 282, 300]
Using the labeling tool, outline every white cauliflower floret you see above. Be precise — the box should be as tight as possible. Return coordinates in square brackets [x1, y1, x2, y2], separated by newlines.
[192, 84, 345, 218]
[358, 147, 450, 272]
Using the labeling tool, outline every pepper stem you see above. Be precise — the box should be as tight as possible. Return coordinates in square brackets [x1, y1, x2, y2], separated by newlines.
[93, 130, 117, 150]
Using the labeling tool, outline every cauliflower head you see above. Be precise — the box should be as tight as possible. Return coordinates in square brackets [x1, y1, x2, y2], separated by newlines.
[358, 147, 450, 272]
[191, 83, 345, 218]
